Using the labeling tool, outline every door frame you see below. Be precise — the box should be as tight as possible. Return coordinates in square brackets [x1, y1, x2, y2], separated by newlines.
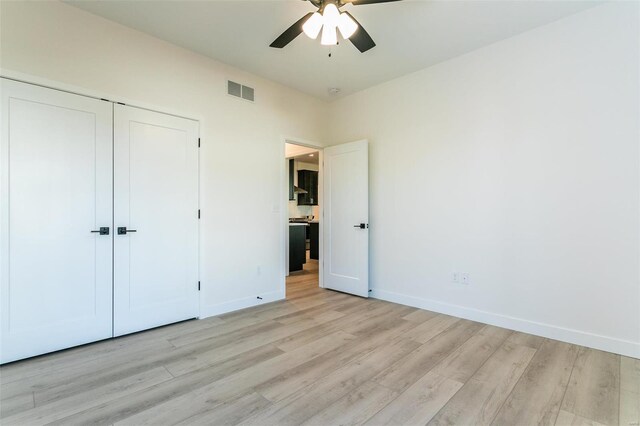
[282, 137, 324, 293]
[0, 72, 203, 319]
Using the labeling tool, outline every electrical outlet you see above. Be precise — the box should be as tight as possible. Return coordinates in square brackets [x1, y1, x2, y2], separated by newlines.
[461, 273, 470, 285]
[452, 272, 459, 283]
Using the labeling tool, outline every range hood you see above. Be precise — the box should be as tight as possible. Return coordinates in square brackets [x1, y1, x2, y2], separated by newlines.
[293, 185, 308, 194]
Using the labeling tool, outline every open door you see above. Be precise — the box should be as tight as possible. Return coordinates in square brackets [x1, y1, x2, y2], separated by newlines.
[322, 140, 369, 297]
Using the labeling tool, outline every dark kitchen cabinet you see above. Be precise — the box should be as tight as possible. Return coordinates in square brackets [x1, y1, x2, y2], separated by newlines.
[297, 170, 318, 206]
[289, 225, 306, 272]
[309, 222, 319, 260]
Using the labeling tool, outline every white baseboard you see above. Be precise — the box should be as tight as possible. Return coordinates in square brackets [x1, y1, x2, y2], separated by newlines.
[371, 288, 640, 359]
[200, 289, 285, 318]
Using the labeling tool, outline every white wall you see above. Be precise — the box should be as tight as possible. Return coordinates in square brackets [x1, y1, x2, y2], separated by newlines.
[329, 2, 640, 357]
[0, 0, 328, 316]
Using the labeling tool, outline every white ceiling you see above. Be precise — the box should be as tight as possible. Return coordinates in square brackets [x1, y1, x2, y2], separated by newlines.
[285, 143, 318, 158]
[286, 143, 319, 163]
[65, 0, 599, 101]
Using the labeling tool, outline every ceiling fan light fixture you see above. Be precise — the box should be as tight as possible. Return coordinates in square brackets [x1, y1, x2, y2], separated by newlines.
[337, 12, 358, 39]
[320, 24, 337, 45]
[302, 12, 323, 39]
[322, 3, 340, 28]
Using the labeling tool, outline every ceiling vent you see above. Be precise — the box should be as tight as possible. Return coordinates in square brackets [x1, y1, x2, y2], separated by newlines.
[227, 80, 255, 102]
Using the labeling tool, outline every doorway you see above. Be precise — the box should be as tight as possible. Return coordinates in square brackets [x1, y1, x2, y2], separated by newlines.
[282, 139, 370, 301]
[284, 141, 322, 299]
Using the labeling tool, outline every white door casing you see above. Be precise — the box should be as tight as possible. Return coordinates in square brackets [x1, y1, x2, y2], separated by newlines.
[113, 104, 199, 336]
[0, 79, 114, 363]
[322, 140, 369, 297]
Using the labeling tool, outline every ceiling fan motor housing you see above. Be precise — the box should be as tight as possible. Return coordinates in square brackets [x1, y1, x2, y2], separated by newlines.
[270, 0, 401, 52]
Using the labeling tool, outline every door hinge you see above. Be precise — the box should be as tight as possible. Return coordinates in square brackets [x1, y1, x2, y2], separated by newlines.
[198, 209, 201, 219]
[198, 281, 201, 291]
[198, 138, 201, 148]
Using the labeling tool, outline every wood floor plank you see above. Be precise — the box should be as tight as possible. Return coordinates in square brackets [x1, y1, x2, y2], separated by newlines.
[255, 316, 421, 403]
[428, 339, 537, 425]
[30, 322, 285, 405]
[272, 301, 404, 353]
[0, 391, 34, 419]
[302, 380, 399, 426]
[429, 325, 512, 383]
[402, 308, 439, 323]
[167, 315, 282, 348]
[561, 348, 620, 425]
[166, 392, 271, 426]
[372, 319, 483, 392]
[555, 409, 607, 426]
[365, 371, 463, 425]
[507, 331, 546, 350]
[3, 367, 174, 425]
[242, 338, 422, 425]
[36, 344, 284, 425]
[619, 389, 640, 426]
[103, 330, 357, 425]
[1, 336, 175, 401]
[274, 303, 350, 325]
[339, 303, 407, 336]
[168, 294, 346, 349]
[619, 356, 640, 426]
[620, 356, 640, 394]
[492, 339, 580, 426]
[0, 317, 223, 386]
[403, 314, 461, 344]
[163, 311, 347, 377]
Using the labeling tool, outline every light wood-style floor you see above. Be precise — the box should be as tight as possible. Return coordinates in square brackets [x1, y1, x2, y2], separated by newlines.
[1, 258, 638, 425]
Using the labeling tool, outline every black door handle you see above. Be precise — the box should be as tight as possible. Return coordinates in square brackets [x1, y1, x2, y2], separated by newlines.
[90, 227, 110, 235]
[353, 223, 368, 229]
[117, 227, 137, 235]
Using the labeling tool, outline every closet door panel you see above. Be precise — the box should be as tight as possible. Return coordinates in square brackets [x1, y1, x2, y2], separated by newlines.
[0, 79, 113, 363]
[113, 104, 199, 336]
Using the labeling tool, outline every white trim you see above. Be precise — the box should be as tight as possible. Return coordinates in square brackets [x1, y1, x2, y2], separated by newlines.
[371, 288, 640, 358]
[199, 290, 285, 318]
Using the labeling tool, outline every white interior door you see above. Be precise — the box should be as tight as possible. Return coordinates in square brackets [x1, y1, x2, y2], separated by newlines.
[0, 79, 113, 363]
[323, 140, 369, 297]
[113, 105, 199, 336]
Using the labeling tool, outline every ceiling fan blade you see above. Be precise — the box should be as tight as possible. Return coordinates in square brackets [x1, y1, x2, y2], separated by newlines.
[344, 11, 376, 53]
[270, 12, 314, 48]
[349, 0, 402, 5]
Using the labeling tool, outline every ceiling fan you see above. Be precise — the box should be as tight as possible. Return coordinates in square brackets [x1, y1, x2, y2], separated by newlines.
[270, 0, 401, 53]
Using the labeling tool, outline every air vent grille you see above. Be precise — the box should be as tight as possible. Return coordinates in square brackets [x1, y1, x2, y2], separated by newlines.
[227, 80, 255, 102]
[227, 80, 241, 97]
[241, 85, 254, 101]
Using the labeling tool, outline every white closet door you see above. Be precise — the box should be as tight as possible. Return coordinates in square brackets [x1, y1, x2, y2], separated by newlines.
[113, 104, 199, 336]
[0, 79, 113, 364]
